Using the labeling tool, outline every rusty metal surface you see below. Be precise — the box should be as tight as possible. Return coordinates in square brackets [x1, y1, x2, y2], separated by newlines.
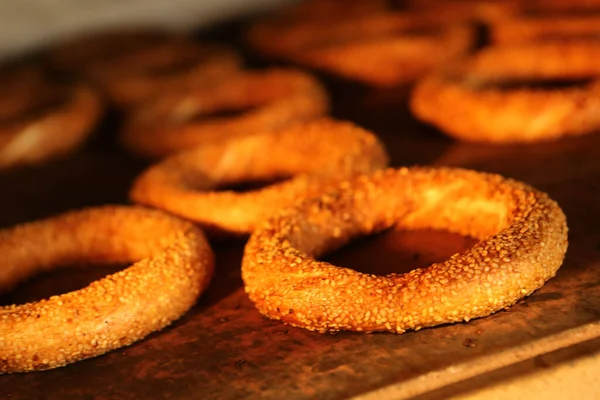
[2, 45, 600, 400]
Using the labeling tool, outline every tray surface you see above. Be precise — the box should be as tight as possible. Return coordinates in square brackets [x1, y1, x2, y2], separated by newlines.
[1, 26, 600, 400]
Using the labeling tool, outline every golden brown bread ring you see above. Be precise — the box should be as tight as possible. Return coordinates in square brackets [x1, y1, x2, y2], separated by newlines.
[120, 68, 329, 158]
[491, 15, 600, 45]
[84, 41, 242, 110]
[410, 42, 600, 143]
[0, 66, 102, 169]
[129, 119, 389, 236]
[0, 206, 214, 374]
[247, 12, 474, 87]
[242, 167, 569, 333]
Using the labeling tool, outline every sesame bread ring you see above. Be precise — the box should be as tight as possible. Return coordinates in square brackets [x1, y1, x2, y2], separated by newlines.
[247, 13, 474, 87]
[121, 68, 329, 158]
[410, 42, 600, 143]
[129, 119, 389, 236]
[242, 167, 568, 333]
[491, 15, 600, 45]
[84, 41, 241, 110]
[0, 206, 214, 373]
[0, 66, 102, 169]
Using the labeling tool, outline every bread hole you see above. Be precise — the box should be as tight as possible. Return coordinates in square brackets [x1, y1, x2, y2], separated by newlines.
[321, 227, 478, 276]
[0, 263, 128, 306]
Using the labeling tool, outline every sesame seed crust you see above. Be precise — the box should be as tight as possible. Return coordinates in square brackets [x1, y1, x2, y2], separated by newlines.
[120, 68, 329, 158]
[129, 118, 389, 236]
[241, 167, 568, 334]
[411, 42, 600, 143]
[0, 206, 214, 374]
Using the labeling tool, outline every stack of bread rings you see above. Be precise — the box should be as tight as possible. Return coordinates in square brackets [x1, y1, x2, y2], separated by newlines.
[0, 0, 574, 376]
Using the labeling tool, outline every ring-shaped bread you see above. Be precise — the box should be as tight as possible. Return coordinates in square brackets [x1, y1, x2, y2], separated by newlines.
[411, 42, 600, 143]
[121, 68, 329, 158]
[242, 167, 568, 333]
[0, 65, 102, 169]
[129, 119, 389, 236]
[247, 12, 474, 87]
[0, 206, 214, 373]
[84, 41, 241, 109]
